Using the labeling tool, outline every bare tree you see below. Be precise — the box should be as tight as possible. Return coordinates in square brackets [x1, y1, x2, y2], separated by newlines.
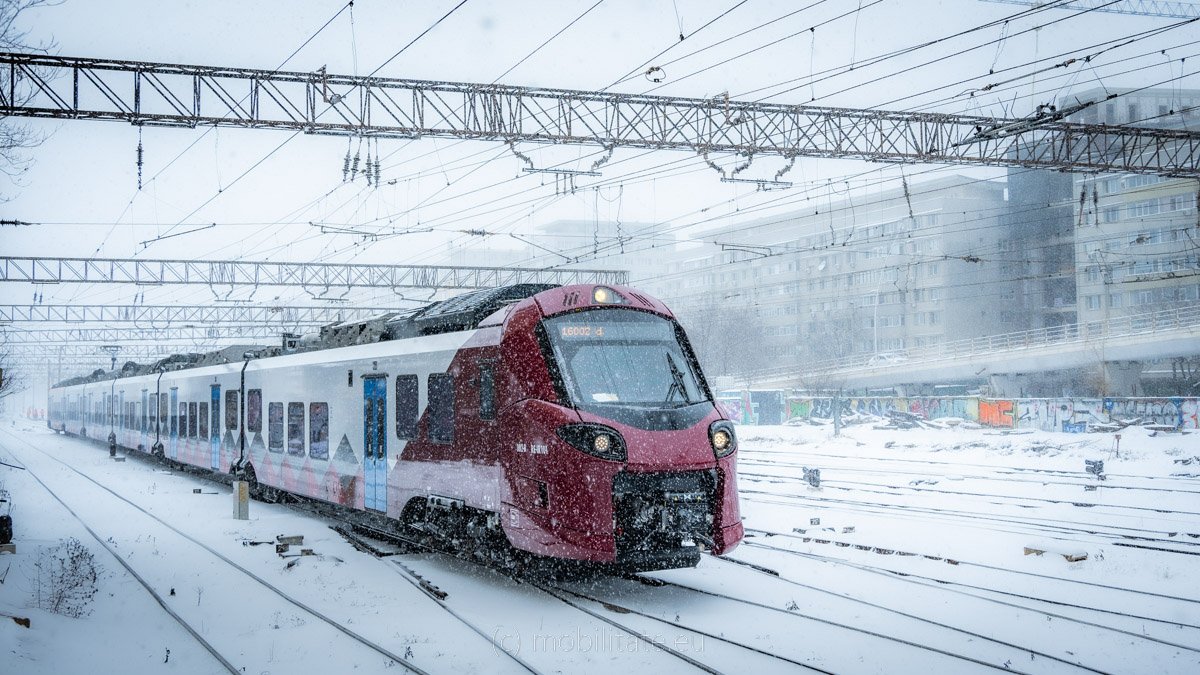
[1, 0, 59, 195]
[0, 346, 23, 401]
[677, 298, 770, 380]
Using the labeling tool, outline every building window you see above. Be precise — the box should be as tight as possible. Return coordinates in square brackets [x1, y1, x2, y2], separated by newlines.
[1108, 293, 1123, 308]
[1085, 295, 1101, 310]
[309, 403, 329, 460]
[1128, 200, 1159, 218]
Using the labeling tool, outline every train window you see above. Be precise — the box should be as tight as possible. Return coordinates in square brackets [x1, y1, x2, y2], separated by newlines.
[247, 389, 262, 433]
[428, 374, 455, 444]
[188, 402, 198, 437]
[225, 390, 238, 431]
[159, 393, 168, 430]
[287, 402, 305, 456]
[268, 402, 284, 453]
[479, 363, 495, 420]
[309, 403, 329, 460]
[198, 402, 209, 439]
[395, 374, 418, 439]
[179, 403, 188, 439]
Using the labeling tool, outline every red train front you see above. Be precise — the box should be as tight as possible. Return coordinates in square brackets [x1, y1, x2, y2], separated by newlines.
[476, 284, 743, 570]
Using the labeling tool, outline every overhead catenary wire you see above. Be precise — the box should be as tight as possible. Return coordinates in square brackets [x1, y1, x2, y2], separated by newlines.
[37, 1, 1200, 317]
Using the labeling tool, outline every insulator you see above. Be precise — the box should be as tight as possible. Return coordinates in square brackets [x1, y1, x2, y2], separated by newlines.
[342, 150, 351, 182]
[373, 158, 382, 187]
[350, 151, 361, 179]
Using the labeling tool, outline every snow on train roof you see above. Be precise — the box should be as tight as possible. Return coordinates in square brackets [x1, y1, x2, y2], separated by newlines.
[53, 283, 556, 388]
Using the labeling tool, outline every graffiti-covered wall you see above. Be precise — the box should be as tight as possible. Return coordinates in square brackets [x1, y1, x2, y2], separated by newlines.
[766, 393, 1200, 431]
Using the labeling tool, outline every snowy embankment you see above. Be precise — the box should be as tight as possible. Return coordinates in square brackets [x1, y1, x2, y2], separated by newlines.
[1, 416, 1198, 674]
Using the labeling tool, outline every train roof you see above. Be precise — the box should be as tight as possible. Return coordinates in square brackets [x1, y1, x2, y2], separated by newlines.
[53, 283, 557, 388]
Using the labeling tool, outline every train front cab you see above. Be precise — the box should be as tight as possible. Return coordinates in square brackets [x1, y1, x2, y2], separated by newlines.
[497, 285, 743, 571]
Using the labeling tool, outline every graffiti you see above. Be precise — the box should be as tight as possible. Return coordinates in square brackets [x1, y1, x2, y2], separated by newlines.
[762, 393, 1200, 431]
[1105, 398, 1188, 428]
[979, 400, 1015, 428]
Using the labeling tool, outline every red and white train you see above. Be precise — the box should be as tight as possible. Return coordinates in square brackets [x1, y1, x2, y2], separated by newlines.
[48, 283, 743, 570]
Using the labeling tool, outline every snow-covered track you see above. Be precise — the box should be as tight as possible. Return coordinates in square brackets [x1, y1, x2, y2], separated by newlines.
[323, 510, 742, 673]
[740, 455, 1200, 496]
[742, 449, 1200, 489]
[743, 527, 1200, 606]
[328, 522, 545, 674]
[543, 579, 832, 673]
[740, 486, 1200, 555]
[0, 440, 241, 675]
[0, 429, 429, 674]
[657, 554, 1113, 667]
[734, 533, 1200, 643]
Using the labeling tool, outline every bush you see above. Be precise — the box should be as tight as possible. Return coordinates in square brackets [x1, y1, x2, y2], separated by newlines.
[33, 538, 100, 618]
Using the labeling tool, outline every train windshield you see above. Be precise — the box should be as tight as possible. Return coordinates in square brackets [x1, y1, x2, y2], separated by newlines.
[543, 309, 707, 408]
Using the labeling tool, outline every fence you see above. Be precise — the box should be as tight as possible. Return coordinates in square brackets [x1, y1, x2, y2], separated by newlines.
[718, 394, 1200, 431]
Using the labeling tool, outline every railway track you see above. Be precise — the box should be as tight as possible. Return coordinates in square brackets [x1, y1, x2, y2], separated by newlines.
[740, 446, 1200, 487]
[629, 561, 1098, 674]
[739, 468, 1200, 525]
[739, 454, 1200, 496]
[730, 533, 1200, 656]
[741, 526, 1200, 607]
[0, 428, 432, 674]
[739, 484, 1200, 555]
[338, 514, 806, 667]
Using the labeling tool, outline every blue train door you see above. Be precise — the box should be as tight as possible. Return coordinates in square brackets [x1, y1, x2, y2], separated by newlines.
[169, 388, 179, 459]
[363, 376, 388, 512]
[210, 385, 221, 470]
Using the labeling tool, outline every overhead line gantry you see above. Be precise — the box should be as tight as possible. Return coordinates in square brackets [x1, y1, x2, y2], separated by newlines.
[2, 53, 1198, 177]
[0, 303, 398, 325]
[0, 256, 628, 289]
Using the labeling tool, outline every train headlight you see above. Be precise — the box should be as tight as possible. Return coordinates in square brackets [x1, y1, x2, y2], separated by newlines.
[556, 423, 626, 461]
[593, 433, 612, 454]
[708, 420, 737, 458]
[592, 286, 627, 305]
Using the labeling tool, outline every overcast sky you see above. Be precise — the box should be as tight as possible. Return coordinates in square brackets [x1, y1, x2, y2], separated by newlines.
[2, 0, 1197, 315]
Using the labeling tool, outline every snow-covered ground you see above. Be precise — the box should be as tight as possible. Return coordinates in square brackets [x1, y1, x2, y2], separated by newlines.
[1, 415, 1198, 674]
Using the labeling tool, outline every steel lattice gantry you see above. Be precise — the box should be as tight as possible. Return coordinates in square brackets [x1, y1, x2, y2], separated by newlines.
[6, 343, 219, 369]
[0, 303, 396, 324]
[2, 53, 1198, 177]
[2, 324, 296, 344]
[0, 256, 627, 288]
[979, 0, 1200, 18]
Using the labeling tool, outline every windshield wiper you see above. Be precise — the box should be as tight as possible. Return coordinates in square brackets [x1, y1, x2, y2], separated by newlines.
[664, 353, 691, 404]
